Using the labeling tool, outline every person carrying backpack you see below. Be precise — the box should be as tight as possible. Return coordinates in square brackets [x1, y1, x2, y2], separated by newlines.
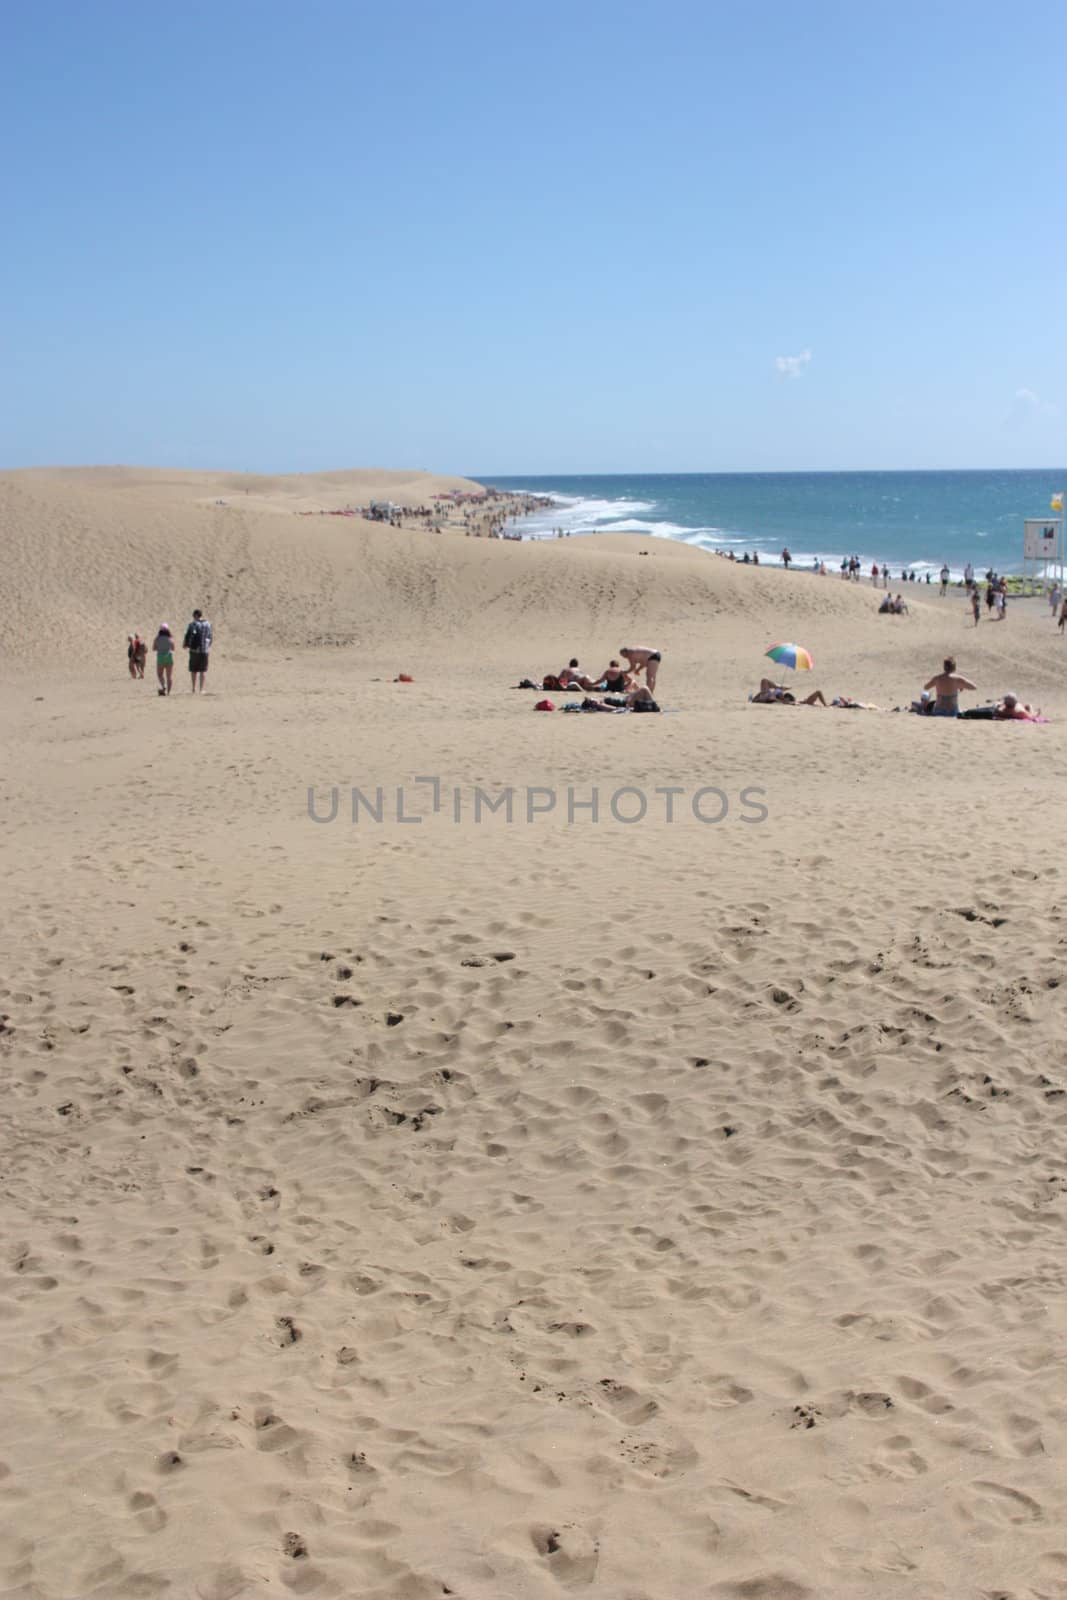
[182, 608, 214, 693]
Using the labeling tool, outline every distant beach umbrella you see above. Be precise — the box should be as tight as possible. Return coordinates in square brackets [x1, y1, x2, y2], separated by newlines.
[765, 642, 814, 671]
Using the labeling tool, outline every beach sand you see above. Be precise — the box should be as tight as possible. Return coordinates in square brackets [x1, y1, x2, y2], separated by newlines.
[1, 468, 1066, 1600]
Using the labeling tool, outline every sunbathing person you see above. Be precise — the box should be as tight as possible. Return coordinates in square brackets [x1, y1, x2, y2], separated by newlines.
[924, 656, 976, 718]
[597, 659, 633, 692]
[993, 692, 1040, 721]
[558, 658, 601, 690]
[751, 678, 827, 705]
[580, 685, 662, 712]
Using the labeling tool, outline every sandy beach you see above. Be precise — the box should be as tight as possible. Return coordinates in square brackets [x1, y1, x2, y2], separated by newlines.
[2, 467, 1066, 1600]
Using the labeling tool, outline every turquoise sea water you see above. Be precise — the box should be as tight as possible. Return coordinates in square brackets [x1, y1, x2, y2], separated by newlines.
[483, 471, 1067, 579]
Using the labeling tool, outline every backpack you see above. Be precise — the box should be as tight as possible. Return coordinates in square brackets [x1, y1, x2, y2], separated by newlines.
[542, 674, 561, 691]
[631, 698, 660, 713]
[534, 699, 555, 711]
[185, 620, 204, 651]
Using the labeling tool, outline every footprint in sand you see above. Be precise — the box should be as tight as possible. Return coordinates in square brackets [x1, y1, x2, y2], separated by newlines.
[530, 1524, 600, 1587]
[128, 1490, 168, 1533]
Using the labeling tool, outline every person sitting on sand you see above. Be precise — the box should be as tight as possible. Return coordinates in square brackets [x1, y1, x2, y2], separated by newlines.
[620, 646, 661, 694]
[893, 593, 909, 615]
[598, 659, 632, 693]
[924, 656, 976, 718]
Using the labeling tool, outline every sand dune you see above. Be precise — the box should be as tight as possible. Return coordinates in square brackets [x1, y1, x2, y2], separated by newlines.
[1, 469, 1066, 1599]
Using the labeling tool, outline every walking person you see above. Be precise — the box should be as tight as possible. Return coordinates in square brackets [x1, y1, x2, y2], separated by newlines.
[127, 633, 146, 678]
[939, 564, 950, 596]
[153, 624, 175, 695]
[182, 608, 213, 693]
[971, 588, 981, 626]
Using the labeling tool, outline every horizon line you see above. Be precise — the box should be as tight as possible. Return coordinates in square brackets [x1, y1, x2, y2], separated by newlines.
[478, 466, 1067, 479]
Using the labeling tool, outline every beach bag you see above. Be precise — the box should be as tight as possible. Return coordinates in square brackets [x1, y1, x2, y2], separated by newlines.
[631, 698, 660, 713]
[534, 699, 555, 711]
[542, 674, 561, 691]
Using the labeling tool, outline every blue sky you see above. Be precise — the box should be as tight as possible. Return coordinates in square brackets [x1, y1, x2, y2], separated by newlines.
[3, 0, 1065, 473]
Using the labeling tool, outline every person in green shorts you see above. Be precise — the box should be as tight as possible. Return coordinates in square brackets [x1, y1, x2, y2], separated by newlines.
[152, 624, 174, 695]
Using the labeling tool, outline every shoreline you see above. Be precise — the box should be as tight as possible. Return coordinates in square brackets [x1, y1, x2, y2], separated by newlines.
[489, 477, 1064, 587]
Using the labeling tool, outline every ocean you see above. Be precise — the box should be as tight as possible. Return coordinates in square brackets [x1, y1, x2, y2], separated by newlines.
[482, 471, 1067, 580]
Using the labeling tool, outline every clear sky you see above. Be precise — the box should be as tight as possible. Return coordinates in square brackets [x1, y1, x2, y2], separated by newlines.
[3, 0, 1065, 474]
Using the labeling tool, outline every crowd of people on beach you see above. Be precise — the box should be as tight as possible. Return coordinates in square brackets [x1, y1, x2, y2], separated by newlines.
[127, 610, 213, 695]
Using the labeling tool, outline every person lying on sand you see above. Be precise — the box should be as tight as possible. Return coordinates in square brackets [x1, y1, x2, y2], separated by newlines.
[750, 679, 827, 705]
[558, 658, 602, 690]
[924, 656, 976, 718]
[993, 692, 1041, 721]
[579, 686, 661, 712]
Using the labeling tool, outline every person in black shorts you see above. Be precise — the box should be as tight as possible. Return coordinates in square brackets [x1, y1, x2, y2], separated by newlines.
[620, 646, 662, 694]
[183, 608, 213, 692]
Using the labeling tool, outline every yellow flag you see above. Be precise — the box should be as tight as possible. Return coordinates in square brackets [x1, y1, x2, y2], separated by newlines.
[1052, 492, 1064, 511]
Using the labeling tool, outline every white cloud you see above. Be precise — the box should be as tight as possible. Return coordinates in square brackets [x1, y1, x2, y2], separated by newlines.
[1005, 386, 1058, 426]
[775, 349, 812, 380]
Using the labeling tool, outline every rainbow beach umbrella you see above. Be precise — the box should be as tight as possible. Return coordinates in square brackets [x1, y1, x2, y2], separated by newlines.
[765, 641, 814, 671]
